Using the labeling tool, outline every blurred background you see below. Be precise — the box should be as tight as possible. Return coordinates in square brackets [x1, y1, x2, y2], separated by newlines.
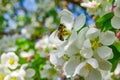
[0, 0, 120, 80]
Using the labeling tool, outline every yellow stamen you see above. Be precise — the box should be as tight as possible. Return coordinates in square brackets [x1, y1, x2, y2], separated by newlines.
[0, 74, 5, 80]
[9, 58, 15, 65]
[10, 77, 16, 80]
[92, 41, 100, 50]
[85, 64, 92, 71]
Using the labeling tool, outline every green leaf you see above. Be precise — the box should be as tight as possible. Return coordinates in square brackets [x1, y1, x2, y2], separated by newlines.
[31, 53, 46, 80]
[18, 57, 27, 64]
[107, 0, 114, 3]
[16, 38, 35, 50]
[96, 12, 114, 27]
[101, 20, 114, 32]
[109, 45, 120, 72]
[113, 41, 120, 52]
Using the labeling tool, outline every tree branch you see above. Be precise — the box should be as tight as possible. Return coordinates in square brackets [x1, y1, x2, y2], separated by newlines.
[65, 0, 83, 6]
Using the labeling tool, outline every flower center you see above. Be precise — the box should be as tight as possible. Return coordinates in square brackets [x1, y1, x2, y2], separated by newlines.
[91, 41, 100, 50]
[85, 64, 92, 71]
[9, 58, 15, 65]
[0, 74, 5, 80]
[10, 77, 16, 80]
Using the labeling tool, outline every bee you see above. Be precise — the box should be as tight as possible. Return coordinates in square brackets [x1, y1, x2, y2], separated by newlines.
[57, 24, 66, 41]
[55, 24, 70, 41]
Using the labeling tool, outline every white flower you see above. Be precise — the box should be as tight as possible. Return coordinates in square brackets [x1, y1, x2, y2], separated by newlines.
[114, 6, 120, 18]
[25, 68, 35, 79]
[75, 27, 89, 49]
[101, 71, 113, 80]
[111, 11, 120, 29]
[4, 71, 24, 80]
[64, 30, 80, 56]
[19, 64, 35, 80]
[40, 61, 58, 80]
[111, 0, 120, 29]
[81, 28, 116, 60]
[81, 0, 98, 9]
[35, 35, 55, 57]
[73, 58, 101, 80]
[114, 0, 120, 7]
[81, 0, 112, 16]
[20, 50, 34, 58]
[63, 57, 80, 77]
[49, 9, 86, 45]
[59, 9, 86, 31]
[1, 52, 19, 69]
[0, 36, 17, 52]
[50, 51, 65, 68]
[21, 26, 35, 39]
[0, 64, 10, 80]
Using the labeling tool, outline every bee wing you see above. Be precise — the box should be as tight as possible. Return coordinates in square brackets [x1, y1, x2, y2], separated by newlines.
[54, 30, 58, 38]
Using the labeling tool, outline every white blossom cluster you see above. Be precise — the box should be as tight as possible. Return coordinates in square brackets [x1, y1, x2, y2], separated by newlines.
[111, 0, 120, 29]
[35, 35, 56, 58]
[0, 36, 17, 53]
[81, 0, 112, 16]
[49, 9, 117, 80]
[40, 61, 59, 80]
[0, 52, 35, 80]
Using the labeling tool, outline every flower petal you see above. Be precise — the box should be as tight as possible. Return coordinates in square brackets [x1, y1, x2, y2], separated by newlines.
[50, 53, 64, 66]
[86, 28, 100, 40]
[75, 27, 88, 49]
[63, 57, 79, 77]
[85, 69, 102, 80]
[73, 62, 86, 76]
[1, 53, 8, 64]
[80, 48, 93, 58]
[115, 0, 120, 7]
[67, 29, 77, 47]
[83, 39, 91, 48]
[74, 14, 86, 31]
[111, 16, 120, 29]
[99, 31, 116, 45]
[49, 30, 63, 45]
[59, 9, 74, 30]
[87, 58, 99, 69]
[26, 69, 35, 78]
[65, 43, 79, 56]
[98, 59, 112, 71]
[114, 7, 120, 18]
[97, 46, 113, 60]
[64, 30, 79, 56]
[79, 65, 89, 77]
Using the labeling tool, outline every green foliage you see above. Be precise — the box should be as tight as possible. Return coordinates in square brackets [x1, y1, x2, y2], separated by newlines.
[0, 15, 5, 31]
[109, 41, 120, 72]
[109, 44, 120, 72]
[108, 0, 114, 3]
[96, 12, 114, 31]
[18, 57, 28, 64]
[31, 53, 46, 80]
[113, 41, 120, 53]
[16, 38, 34, 50]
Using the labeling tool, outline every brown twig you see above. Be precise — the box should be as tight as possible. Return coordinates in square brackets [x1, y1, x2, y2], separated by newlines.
[65, 0, 83, 6]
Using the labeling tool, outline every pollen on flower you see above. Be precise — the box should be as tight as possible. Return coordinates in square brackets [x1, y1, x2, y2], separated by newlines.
[92, 41, 100, 50]
[85, 64, 92, 71]
[0, 74, 5, 80]
[9, 58, 15, 65]
[10, 77, 16, 80]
